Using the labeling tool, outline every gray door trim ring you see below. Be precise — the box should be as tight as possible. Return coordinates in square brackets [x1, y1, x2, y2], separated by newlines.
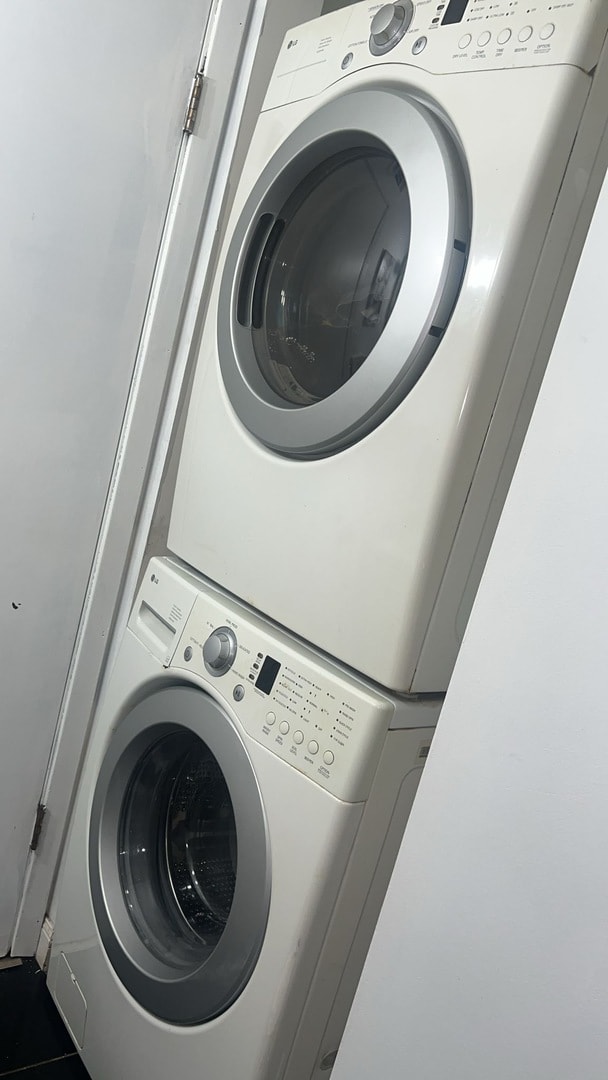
[89, 686, 271, 1025]
[218, 88, 470, 457]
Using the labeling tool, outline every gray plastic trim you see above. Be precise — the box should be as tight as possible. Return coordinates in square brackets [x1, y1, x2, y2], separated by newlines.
[218, 88, 470, 457]
[89, 686, 270, 1025]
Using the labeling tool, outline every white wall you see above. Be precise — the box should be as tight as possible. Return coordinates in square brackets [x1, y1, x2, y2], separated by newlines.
[333, 173, 608, 1080]
[0, 0, 211, 955]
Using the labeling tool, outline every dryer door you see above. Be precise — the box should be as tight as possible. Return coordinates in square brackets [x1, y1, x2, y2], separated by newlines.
[89, 686, 270, 1025]
[219, 88, 470, 457]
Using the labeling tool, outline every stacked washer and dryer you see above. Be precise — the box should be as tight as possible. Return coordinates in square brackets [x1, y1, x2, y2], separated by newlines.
[49, 2, 608, 1078]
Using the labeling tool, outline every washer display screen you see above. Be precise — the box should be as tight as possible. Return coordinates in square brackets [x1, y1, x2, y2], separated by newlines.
[442, 0, 469, 24]
[255, 655, 280, 695]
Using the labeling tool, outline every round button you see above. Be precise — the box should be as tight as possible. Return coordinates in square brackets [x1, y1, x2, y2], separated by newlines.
[266, 711, 276, 726]
[183, 646, 193, 662]
[477, 31, 491, 47]
[497, 28, 511, 44]
[293, 730, 304, 745]
[233, 684, 245, 702]
[369, 1, 414, 54]
[518, 25, 533, 42]
[307, 740, 319, 755]
[279, 720, 290, 735]
[202, 626, 237, 676]
[341, 51, 353, 69]
[539, 22, 555, 39]
[412, 35, 427, 55]
[458, 33, 472, 49]
[323, 750, 335, 766]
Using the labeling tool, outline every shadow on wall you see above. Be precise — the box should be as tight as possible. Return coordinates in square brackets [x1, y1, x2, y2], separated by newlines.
[322, 0, 356, 11]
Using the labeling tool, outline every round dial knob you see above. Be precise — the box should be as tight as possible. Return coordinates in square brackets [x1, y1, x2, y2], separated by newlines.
[202, 626, 237, 676]
[369, 2, 414, 54]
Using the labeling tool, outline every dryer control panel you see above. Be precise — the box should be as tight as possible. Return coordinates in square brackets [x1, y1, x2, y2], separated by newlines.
[133, 558, 436, 802]
[264, 0, 607, 109]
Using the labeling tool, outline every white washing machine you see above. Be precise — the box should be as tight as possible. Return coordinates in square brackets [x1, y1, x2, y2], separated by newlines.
[48, 556, 439, 1080]
[169, 0, 608, 694]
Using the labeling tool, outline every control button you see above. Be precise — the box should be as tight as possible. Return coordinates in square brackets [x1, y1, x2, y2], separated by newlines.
[183, 646, 193, 662]
[497, 28, 511, 44]
[279, 720, 290, 735]
[308, 740, 319, 755]
[341, 51, 353, 69]
[323, 750, 335, 766]
[477, 30, 491, 47]
[233, 684, 245, 702]
[539, 22, 555, 39]
[518, 25, 533, 42]
[266, 711, 276, 726]
[412, 35, 427, 55]
[293, 730, 304, 745]
[202, 626, 237, 677]
[369, 1, 414, 55]
[458, 33, 472, 48]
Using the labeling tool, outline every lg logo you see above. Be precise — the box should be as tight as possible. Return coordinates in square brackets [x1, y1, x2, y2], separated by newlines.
[287, 38, 298, 49]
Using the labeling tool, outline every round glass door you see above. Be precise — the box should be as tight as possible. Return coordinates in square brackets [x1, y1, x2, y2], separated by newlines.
[118, 730, 237, 970]
[89, 687, 270, 1025]
[248, 147, 411, 407]
[218, 88, 470, 457]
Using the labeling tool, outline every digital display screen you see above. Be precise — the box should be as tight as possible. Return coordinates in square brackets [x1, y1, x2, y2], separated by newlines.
[255, 655, 281, 695]
[442, 0, 469, 25]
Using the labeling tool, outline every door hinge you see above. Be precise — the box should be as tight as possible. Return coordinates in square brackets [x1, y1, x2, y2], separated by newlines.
[29, 802, 47, 852]
[183, 67, 205, 135]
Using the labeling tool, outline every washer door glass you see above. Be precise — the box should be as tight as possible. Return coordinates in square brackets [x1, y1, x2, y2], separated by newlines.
[89, 687, 270, 1026]
[248, 148, 410, 406]
[119, 730, 237, 969]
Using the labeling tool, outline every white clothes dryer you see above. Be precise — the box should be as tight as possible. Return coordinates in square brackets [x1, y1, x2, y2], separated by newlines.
[48, 556, 438, 1080]
[169, 0, 608, 694]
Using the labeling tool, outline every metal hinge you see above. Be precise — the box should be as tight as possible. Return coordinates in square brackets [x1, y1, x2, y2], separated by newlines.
[29, 802, 47, 852]
[183, 66, 205, 135]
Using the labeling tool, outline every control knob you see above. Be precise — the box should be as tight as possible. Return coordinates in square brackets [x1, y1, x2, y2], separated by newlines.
[202, 626, 237, 676]
[369, 2, 414, 55]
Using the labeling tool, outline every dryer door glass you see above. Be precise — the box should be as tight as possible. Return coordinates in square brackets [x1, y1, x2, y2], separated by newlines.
[118, 730, 237, 968]
[248, 148, 410, 406]
[219, 90, 470, 456]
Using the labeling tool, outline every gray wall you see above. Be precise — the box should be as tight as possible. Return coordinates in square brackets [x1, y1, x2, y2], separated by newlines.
[333, 173, 608, 1079]
[0, 0, 210, 954]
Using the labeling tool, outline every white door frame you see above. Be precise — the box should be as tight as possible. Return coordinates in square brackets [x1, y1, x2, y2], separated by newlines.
[12, 0, 266, 956]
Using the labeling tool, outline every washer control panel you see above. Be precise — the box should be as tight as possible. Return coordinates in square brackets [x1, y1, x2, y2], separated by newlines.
[264, 0, 606, 109]
[173, 590, 396, 803]
[133, 558, 436, 802]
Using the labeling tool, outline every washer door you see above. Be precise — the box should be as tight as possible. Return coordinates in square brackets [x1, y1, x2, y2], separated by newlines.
[219, 88, 470, 458]
[89, 686, 270, 1025]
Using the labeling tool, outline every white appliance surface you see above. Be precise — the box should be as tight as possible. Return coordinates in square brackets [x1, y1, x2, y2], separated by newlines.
[331, 168, 608, 1080]
[48, 557, 438, 1080]
[169, 0, 608, 694]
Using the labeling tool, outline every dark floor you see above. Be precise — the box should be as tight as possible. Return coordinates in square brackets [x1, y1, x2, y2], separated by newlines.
[0, 959, 90, 1078]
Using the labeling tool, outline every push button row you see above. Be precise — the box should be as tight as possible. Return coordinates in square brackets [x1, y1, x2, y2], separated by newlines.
[266, 712, 334, 765]
[458, 23, 554, 49]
